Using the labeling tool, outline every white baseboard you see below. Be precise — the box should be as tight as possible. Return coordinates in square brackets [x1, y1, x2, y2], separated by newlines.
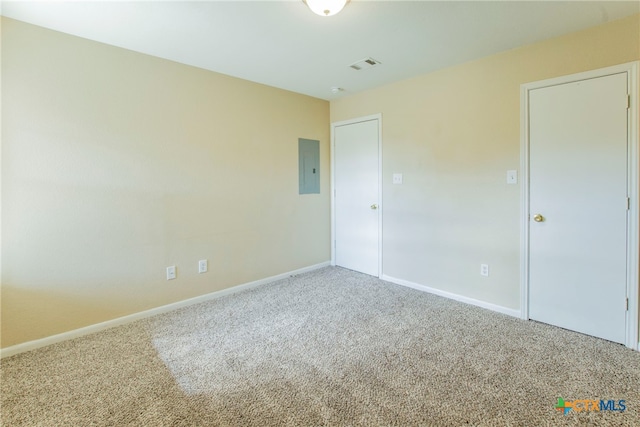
[381, 274, 521, 318]
[1, 261, 331, 359]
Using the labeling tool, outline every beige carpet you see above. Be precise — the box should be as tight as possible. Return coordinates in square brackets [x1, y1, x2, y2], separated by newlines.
[1, 267, 639, 426]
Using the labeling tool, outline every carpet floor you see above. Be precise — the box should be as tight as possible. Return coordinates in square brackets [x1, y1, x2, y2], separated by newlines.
[1, 267, 639, 426]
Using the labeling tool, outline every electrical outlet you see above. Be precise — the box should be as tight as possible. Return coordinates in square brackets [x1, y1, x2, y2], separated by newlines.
[167, 266, 177, 280]
[198, 259, 208, 274]
[480, 264, 489, 277]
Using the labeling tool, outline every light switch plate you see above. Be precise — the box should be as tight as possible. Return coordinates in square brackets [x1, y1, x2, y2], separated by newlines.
[507, 170, 518, 184]
[393, 173, 403, 184]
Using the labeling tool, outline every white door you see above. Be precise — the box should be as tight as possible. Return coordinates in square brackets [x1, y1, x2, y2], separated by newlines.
[528, 72, 628, 344]
[334, 118, 380, 276]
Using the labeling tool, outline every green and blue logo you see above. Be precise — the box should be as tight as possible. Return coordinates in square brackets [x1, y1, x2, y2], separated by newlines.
[555, 397, 626, 414]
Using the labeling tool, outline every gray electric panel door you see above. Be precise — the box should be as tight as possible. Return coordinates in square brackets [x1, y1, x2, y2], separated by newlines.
[299, 138, 320, 194]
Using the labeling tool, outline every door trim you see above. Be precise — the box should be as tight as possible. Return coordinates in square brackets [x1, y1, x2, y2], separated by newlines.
[331, 114, 383, 277]
[520, 62, 639, 350]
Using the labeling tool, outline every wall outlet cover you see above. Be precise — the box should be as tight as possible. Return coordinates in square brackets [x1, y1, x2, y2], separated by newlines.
[480, 264, 489, 277]
[198, 259, 208, 274]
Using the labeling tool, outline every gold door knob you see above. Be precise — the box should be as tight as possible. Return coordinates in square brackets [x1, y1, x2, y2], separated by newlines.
[533, 214, 544, 222]
[371, 204, 378, 210]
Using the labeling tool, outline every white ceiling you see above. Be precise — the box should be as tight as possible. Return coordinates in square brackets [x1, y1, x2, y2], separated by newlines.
[2, 1, 639, 100]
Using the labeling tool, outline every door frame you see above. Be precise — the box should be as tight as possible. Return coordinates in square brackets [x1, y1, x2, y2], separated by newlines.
[520, 62, 639, 350]
[331, 114, 383, 277]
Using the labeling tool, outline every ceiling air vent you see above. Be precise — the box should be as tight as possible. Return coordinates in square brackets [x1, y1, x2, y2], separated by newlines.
[349, 57, 381, 71]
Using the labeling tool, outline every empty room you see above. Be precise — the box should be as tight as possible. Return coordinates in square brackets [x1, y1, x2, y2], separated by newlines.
[1, 1, 639, 425]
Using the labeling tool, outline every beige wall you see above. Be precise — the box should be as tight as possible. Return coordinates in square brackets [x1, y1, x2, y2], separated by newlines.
[3, 13, 639, 349]
[1, 18, 330, 348]
[331, 14, 640, 311]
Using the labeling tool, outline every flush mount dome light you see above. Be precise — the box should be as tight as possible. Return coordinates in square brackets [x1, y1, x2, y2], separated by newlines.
[303, 0, 349, 17]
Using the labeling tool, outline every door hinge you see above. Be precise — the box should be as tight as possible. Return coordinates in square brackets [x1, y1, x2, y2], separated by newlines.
[625, 298, 629, 311]
[628, 94, 631, 110]
[627, 197, 631, 210]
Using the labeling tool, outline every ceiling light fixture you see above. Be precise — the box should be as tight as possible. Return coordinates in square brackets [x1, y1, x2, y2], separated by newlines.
[303, 0, 349, 17]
